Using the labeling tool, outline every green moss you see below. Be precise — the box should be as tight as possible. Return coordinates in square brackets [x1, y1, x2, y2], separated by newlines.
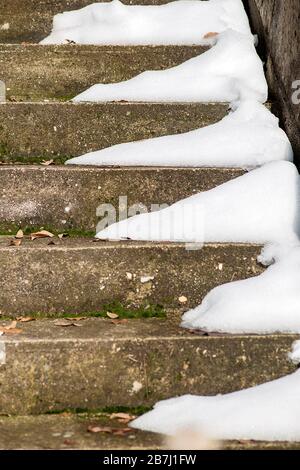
[88, 301, 166, 319]
[0, 225, 95, 238]
[0, 302, 166, 321]
[0, 154, 70, 165]
[45, 405, 152, 416]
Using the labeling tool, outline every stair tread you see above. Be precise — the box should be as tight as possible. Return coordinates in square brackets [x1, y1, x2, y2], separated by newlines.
[0, 412, 299, 450]
[0, 318, 297, 415]
[0, 165, 244, 232]
[0, 102, 229, 159]
[0, 44, 207, 101]
[0, 241, 263, 316]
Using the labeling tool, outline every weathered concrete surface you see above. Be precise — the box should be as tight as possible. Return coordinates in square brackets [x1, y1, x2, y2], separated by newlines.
[0, 102, 229, 159]
[0, 318, 297, 414]
[0, 238, 263, 315]
[0, 45, 207, 101]
[247, 0, 300, 160]
[0, 166, 244, 232]
[0, 413, 299, 450]
[0, 0, 175, 43]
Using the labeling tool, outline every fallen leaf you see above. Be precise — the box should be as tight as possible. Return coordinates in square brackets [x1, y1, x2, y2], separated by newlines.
[106, 312, 119, 319]
[15, 229, 24, 239]
[16, 316, 35, 323]
[54, 319, 82, 327]
[0, 321, 22, 335]
[66, 317, 86, 321]
[41, 159, 54, 166]
[31, 230, 55, 240]
[178, 295, 188, 304]
[111, 319, 128, 325]
[87, 425, 134, 436]
[10, 238, 22, 246]
[203, 31, 219, 38]
[110, 413, 136, 424]
[87, 426, 113, 434]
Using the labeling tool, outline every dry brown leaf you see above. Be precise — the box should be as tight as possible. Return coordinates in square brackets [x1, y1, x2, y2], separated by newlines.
[0, 321, 22, 335]
[110, 412, 136, 424]
[106, 312, 119, 319]
[87, 425, 113, 434]
[41, 159, 54, 166]
[10, 238, 22, 247]
[54, 319, 82, 327]
[111, 319, 128, 325]
[203, 31, 219, 38]
[87, 425, 133, 435]
[31, 230, 55, 240]
[66, 317, 86, 321]
[16, 316, 35, 323]
[15, 229, 24, 239]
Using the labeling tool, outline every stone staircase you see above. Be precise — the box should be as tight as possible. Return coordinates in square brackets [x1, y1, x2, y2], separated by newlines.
[0, 0, 299, 450]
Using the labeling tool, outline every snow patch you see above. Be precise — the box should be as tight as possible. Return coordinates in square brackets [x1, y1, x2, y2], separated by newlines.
[96, 161, 300, 246]
[288, 341, 300, 365]
[66, 101, 292, 167]
[131, 369, 300, 441]
[41, 0, 251, 45]
[182, 246, 300, 334]
[73, 29, 267, 104]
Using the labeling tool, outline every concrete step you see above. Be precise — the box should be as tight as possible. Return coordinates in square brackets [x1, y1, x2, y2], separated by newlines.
[0, 1, 177, 43]
[0, 318, 297, 414]
[0, 44, 207, 101]
[0, 102, 228, 160]
[0, 238, 263, 316]
[0, 166, 244, 232]
[0, 412, 299, 450]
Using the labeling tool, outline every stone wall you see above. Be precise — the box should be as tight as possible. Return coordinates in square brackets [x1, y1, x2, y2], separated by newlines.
[246, 0, 300, 160]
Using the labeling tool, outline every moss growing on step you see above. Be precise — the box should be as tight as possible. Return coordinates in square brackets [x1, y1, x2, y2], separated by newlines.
[45, 405, 152, 416]
[0, 302, 166, 320]
[0, 154, 70, 165]
[0, 225, 95, 238]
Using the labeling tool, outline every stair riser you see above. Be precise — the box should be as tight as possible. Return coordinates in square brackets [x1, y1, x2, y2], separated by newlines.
[0, 167, 244, 232]
[0, 330, 296, 414]
[0, 45, 206, 101]
[0, 103, 228, 159]
[0, 0, 173, 43]
[0, 243, 263, 316]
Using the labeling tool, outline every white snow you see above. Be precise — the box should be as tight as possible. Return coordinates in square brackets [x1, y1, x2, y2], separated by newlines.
[182, 246, 300, 334]
[131, 369, 300, 441]
[41, 0, 251, 46]
[66, 101, 293, 168]
[73, 29, 267, 103]
[96, 161, 300, 245]
[288, 341, 300, 365]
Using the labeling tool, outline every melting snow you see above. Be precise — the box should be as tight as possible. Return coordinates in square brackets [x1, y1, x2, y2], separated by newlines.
[41, 0, 251, 45]
[182, 246, 300, 334]
[96, 161, 300, 246]
[131, 368, 300, 441]
[73, 29, 267, 103]
[66, 101, 292, 167]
